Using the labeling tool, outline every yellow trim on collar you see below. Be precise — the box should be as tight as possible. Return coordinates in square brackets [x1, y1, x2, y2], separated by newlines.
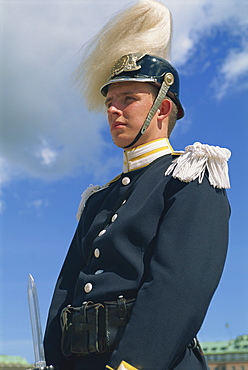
[123, 138, 174, 173]
[106, 174, 121, 185]
[128, 146, 169, 162]
[171, 151, 183, 156]
[166, 137, 174, 152]
[128, 137, 166, 149]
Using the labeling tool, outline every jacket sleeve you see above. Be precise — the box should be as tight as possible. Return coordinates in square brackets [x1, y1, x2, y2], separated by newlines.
[43, 219, 86, 369]
[107, 174, 230, 370]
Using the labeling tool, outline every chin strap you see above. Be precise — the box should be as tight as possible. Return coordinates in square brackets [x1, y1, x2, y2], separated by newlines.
[122, 73, 174, 149]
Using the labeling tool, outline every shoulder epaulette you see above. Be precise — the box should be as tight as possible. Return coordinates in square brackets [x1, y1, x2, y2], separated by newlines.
[165, 142, 231, 189]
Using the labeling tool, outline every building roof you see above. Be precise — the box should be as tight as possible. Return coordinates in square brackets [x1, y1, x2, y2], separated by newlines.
[0, 355, 30, 365]
[202, 335, 248, 355]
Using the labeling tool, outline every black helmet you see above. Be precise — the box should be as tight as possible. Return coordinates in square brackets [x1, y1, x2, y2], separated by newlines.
[101, 53, 184, 119]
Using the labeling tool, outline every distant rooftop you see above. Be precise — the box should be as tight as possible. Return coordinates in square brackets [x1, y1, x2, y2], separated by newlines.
[0, 355, 30, 365]
[202, 335, 248, 355]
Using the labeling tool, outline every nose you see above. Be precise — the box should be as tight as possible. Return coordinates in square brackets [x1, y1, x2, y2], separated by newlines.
[107, 104, 122, 125]
[107, 104, 122, 115]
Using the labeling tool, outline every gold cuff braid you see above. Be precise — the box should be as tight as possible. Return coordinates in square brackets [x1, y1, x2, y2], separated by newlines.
[106, 361, 138, 370]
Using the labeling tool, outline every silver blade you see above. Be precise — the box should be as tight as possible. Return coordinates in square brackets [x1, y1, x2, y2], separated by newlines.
[28, 273, 46, 369]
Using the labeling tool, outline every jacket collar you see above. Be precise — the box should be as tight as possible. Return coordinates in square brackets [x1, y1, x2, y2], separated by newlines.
[123, 138, 173, 173]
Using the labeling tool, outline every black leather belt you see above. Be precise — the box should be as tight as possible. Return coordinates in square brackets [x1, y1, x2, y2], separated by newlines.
[60, 296, 135, 359]
[60, 295, 203, 360]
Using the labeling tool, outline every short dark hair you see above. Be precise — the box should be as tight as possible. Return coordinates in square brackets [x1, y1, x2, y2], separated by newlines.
[167, 97, 178, 137]
[149, 84, 178, 137]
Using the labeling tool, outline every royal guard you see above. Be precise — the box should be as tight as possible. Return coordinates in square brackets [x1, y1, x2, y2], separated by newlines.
[43, 1, 231, 369]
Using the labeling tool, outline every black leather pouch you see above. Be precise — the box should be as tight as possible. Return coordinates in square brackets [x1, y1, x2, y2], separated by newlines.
[60, 297, 135, 359]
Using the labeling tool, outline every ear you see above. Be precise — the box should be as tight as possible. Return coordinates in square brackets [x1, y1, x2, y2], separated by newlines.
[157, 99, 172, 121]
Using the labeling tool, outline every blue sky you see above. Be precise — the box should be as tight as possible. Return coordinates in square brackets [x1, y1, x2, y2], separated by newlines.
[1, 0, 248, 364]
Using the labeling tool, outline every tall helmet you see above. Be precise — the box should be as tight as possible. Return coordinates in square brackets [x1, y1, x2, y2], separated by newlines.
[101, 53, 184, 119]
[74, 0, 184, 147]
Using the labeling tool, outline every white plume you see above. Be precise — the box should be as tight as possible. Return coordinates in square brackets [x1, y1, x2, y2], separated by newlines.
[74, 0, 172, 111]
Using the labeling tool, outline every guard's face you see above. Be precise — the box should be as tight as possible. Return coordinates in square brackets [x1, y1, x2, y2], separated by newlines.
[105, 82, 160, 149]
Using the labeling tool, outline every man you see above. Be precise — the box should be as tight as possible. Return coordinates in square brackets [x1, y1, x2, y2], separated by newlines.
[106, 81, 173, 149]
[43, 1, 231, 369]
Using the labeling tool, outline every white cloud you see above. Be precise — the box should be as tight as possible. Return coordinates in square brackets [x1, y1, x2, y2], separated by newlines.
[1, 0, 247, 191]
[0, 200, 5, 215]
[0, 157, 10, 185]
[39, 148, 57, 166]
[169, 0, 248, 66]
[224, 50, 248, 79]
[36, 139, 58, 167]
[30, 199, 49, 210]
[25, 199, 50, 216]
[168, 0, 248, 100]
[1, 1, 116, 184]
[0, 157, 12, 214]
[215, 47, 248, 99]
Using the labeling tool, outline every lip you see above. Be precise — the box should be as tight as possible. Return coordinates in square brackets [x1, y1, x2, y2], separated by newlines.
[112, 121, 127, 129]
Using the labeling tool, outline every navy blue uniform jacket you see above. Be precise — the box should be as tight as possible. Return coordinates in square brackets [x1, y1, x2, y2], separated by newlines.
[44, 153, 230, 370]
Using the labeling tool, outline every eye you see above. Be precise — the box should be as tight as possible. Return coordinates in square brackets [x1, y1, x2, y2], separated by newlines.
[105, 100, 113, 109]
[125, 96, 136, 103]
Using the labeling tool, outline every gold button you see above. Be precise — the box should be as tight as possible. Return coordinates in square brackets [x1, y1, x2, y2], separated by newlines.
[122, 177, 131, 185]
[94, 248, 100, 258]
[84, 283, 93, 293]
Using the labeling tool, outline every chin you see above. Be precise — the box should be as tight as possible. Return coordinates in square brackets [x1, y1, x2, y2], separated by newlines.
[112, 136, 131, 149]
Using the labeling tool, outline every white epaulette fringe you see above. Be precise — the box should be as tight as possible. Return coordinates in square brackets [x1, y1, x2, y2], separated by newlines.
[165, 142, 231, 189]
[76, 184, 109, 221]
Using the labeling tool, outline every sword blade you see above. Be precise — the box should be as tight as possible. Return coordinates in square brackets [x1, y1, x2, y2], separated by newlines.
[28, 273, 46, 369]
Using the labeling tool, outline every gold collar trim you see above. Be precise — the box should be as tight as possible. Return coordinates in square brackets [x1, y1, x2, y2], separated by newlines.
[123, 138, 173, 173]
